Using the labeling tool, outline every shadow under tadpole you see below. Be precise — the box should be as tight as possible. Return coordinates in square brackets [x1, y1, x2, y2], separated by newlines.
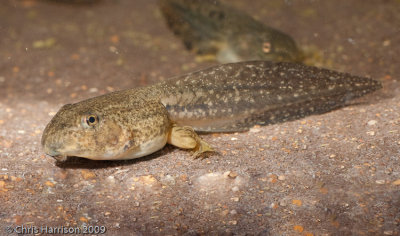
[54, 143, 219, 169]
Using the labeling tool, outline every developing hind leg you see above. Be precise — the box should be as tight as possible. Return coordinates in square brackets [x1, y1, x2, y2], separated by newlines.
[167, 124, 214, 158]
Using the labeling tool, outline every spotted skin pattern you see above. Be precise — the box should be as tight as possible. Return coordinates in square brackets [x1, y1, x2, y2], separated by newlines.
[42, 61, 381, 161]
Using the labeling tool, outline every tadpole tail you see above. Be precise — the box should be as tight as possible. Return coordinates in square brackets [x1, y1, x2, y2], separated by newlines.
[158, 0, 226, 52]
[157, 61, 382, 132]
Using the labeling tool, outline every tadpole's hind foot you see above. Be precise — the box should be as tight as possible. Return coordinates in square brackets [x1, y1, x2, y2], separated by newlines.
[167, 124, 215, 158]
[192, 138, 214, 159]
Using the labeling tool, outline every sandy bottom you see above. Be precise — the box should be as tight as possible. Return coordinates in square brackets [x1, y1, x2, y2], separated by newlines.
[0, 0, 399, 235]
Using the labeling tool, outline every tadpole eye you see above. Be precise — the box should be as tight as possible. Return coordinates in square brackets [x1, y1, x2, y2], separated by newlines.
[85, 115, 98, 127]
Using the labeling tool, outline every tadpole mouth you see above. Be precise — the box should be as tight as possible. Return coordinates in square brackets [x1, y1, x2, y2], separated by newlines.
[43, 146, 62, 157]
[43, 145, 69, 162]
[42, 135, 66, 158]
[52, 155, 68, 162]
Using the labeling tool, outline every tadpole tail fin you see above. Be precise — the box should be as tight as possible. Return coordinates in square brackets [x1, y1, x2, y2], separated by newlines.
[157, 61, 382, 132]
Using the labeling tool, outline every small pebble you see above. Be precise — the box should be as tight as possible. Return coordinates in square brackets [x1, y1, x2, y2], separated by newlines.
[89, 87, 98, 93]
[106, 176, 115, 183]
[231, 137, 238, 141]
[163, 175, 176, 185]
[109, 46, 118, 53]
[382, 40, 391, 47]
[270, 202, 277, 209]
[366, 131, 375, 136]
[81, 170, 96, 180]
[79, 216, 88, 223]
[230, 210, 237, 215]
[228, 220, 237, 225]
[375, 180, 385, 185]
[17, 130, 25, 134]
[367, 120, 377, 125]
[221, 210, 229, 216]
[392, 179, 400, 185]
[293, 225, 304, 233]
[231, 197, 240, 202]
[45, 180, 55, 187]
[228, 171, 238, 179]
[278, 175, 286, 181]
[296, 129, 303, 134]
[232, 186, 239, 192]
[106, 86, 115, 92]
[292, 199, 302, 206]
[249, 127, 261, 133]
[385, 168, 393, 175]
